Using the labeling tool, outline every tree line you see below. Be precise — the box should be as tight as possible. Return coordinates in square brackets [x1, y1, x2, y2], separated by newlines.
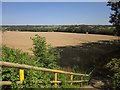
[2, 25, 115, 35]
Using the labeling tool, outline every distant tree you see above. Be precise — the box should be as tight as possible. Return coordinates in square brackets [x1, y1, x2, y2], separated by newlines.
[107, 1, 120, 36]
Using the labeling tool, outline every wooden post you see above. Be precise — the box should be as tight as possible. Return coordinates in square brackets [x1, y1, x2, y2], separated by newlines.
[19, 69, 24, 82]
[54, 72, 58, 87]
[70, 74, 73, 85]
[86, 76, 89, 86]
[80, 76, 83, 87]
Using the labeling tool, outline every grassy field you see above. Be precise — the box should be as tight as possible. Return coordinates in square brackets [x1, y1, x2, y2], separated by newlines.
[2, 31, 118, 54]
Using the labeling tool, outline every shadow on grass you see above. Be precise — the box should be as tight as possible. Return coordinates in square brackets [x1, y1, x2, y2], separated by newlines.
[56, 39, 120, 77]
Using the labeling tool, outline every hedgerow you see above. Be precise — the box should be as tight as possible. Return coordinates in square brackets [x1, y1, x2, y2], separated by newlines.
[2, 25, 115, 35]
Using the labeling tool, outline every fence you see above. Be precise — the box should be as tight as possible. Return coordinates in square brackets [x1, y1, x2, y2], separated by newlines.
[0, 61, 89, 87]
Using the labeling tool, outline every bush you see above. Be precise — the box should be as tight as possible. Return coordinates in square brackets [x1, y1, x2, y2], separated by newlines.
[2, 34, 60, 89]
[2, 46, 40, 89]
[106, 58, 120, 88]
[31, 34, 60, 69]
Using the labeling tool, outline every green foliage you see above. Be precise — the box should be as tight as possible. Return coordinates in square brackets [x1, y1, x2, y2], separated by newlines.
[106, 58, 120, 73]
[61, 83, 80, 88]
[112, 72, 120, 89]
[2, 34, 60, 88]
[3, 25, 115, 35]
[2, 46, 40, 89]
[2, 35, 86, 89]
[58, 74, 81, 88]
[106, 58, 120, 88]
[107, 1, 120, 36]
[31, 34, 60, 69]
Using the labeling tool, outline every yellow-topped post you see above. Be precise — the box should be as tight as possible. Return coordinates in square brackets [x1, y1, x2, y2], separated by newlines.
[19, 69, 24, 82]
[70, 74, 73, 85]
[54, 72, 58, 87]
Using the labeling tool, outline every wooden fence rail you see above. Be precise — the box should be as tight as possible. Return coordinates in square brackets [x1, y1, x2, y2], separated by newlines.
[0, 61, 89, 87]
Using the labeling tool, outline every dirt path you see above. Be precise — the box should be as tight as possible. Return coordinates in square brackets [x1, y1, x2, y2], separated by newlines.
[2, 31, 118, 54]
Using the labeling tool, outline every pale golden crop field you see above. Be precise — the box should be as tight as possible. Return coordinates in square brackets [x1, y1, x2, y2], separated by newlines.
[2, 31, 118, 54]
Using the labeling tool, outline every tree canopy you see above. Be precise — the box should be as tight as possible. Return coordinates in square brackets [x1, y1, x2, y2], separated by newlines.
[107, 1, 120, 36]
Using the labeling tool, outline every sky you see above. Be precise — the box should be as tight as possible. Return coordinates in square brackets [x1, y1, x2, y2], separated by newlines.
[2, 0, 108, 2]
[2, 2, 111, 25]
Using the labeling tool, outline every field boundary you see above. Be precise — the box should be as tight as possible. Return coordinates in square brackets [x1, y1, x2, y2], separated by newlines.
[1, 61, 89, 87]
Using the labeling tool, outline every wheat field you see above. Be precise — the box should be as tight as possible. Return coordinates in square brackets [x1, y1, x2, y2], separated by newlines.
[2, 31, 118, 54]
